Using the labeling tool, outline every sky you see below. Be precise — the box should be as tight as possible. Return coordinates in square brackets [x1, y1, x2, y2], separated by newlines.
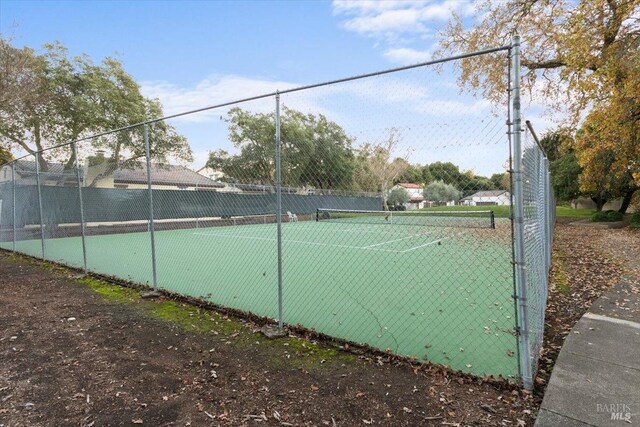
[0, 0, 549, 177]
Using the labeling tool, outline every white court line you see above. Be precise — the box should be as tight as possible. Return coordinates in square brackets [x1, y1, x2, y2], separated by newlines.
[362, 235, 416, 248]
[193, 230, 453, 254]
[192, 232, 403, 253]
[395, 231, 465, 253]
[397, 237, 450, 253]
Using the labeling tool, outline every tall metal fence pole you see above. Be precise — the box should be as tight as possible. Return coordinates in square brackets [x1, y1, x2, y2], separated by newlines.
[540, 157, 551, 273]
[545, 163, 552, 271]
[144, 124, 158, 291]
[12, 162, 16, 252]
[275, 92, 284, 329]
[511, 34, 533, 390]
[34, 153, 46, 259]
[72, 142, 88, 274]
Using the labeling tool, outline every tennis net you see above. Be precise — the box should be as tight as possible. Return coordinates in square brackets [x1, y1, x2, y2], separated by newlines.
[316, 208, 496, 229]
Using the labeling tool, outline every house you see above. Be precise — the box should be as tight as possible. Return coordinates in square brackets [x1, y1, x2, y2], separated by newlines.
[0, 160, 79, 186]
[461, 190, 511, 206]
[196, 166, 225, 182]
[85, 160, 223, 190]
[1, 160, 223, 191]
[393, 183, 425, 210]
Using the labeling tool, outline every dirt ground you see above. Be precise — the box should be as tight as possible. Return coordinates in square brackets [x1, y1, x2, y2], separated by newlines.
[0, 222, 637, 426]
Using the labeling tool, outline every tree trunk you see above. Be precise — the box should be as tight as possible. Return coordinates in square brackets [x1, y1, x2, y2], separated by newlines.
[591, 195, 607, 211]
[618, 189, 636, 214]
[33, 122, 49, 172]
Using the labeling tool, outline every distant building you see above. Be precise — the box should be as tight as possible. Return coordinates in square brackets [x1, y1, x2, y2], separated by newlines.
[196, 166, 225, 182]
[0, 160, 78, 186]
[0, 160, 223, 191]
[392, 183, 425, 210]
[461, 190, 511, 206]
[105, 164, 223, 190]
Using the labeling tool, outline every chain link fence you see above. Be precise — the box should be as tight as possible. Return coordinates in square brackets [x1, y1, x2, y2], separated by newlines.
[0, 37, 553, 389]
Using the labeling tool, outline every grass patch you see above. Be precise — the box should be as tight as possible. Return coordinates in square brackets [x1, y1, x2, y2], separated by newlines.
[421, 205, 511, 218]
[146, 300, 244, 335]
[79, 276, 141, 302]
[268, 336, 357, 369]
[421, 205, 594, 219]
[555, 206, 594, 218]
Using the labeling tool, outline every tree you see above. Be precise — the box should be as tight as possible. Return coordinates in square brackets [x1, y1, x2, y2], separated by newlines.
[354, 128, 409, 207]
[395, 163, 422, 184]
[423, 180, 461, 203]
[459, 170, 495, 193]
[224, 107, 355, 189]
[438, 0, 639, 122]
[387, 187, 410, 207]
[490, 172, 509, 191]
[437, 1, 639, 211]
[0, 38, 192, 171]
[574, 106, 639, 212]
[352, 146, 379, 192]
[0, 146, 12, 165]
[420, 165, 433, 185]
[425, 161, 462, 186]
[550, 152, 582, 203]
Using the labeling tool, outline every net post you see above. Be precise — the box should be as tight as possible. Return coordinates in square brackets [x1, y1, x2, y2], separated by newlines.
[491, 210, 496, 229]
[316, 208, 320, 222]
[511, 34, 533, 390]
[11, 162, 16, 252]
[34, 152, 46, 259]
[144, 124, 158, 292]
[72, 142, 88, 274]
[275, 92, 284, 329]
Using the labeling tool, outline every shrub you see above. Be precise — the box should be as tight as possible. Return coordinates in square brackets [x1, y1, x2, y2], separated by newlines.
[389, 205, 406, 211]
[591, 211, 609, 222]
[630, 210, 640, 229]
[605, 211, 623, 222]
[591, 210, 624, 222]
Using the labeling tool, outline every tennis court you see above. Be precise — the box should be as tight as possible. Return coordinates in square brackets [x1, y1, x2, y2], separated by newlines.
[0, 211, 519, 379]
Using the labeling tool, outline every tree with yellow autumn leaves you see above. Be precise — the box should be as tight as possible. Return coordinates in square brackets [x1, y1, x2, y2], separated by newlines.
[438, 0, 639, 212]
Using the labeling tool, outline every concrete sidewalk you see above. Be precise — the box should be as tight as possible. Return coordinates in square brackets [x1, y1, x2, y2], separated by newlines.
[536, 279, 640, 426]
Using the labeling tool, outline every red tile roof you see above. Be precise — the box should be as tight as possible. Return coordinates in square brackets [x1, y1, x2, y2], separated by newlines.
[397, 183, 422, 189]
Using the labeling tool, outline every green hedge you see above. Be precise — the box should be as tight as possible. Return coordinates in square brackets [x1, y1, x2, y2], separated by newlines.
[630, 210, 640, 229]
[591, 210, 624, 222]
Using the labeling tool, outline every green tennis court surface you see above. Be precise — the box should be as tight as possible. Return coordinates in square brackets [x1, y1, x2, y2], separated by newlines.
[0, 217, 518, 379]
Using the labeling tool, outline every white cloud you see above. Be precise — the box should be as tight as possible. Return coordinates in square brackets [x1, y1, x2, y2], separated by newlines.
[141, 69, 506, 174]
[383, 47, 433, 64]
[343, 9, 426, 34]
[141, 75, 292, 122]
[333, 0, 473, 37]
[332, 0, 430, 15]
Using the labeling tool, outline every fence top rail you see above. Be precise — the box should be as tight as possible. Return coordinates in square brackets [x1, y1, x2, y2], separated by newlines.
[524, 120, 548, 159]
[0, 44, 511, 169]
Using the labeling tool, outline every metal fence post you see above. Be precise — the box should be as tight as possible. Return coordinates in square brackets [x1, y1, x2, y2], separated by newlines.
[542, 157, 551, 273]
[144, 124, 158, 291]
[34, 152, 46, 259]
[545, 163, 552, 271]
[511, 34, 533, 390]
[275, 92, 284, 329]
[12, 162, 16, 252]
[72, 142, 88, 274]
